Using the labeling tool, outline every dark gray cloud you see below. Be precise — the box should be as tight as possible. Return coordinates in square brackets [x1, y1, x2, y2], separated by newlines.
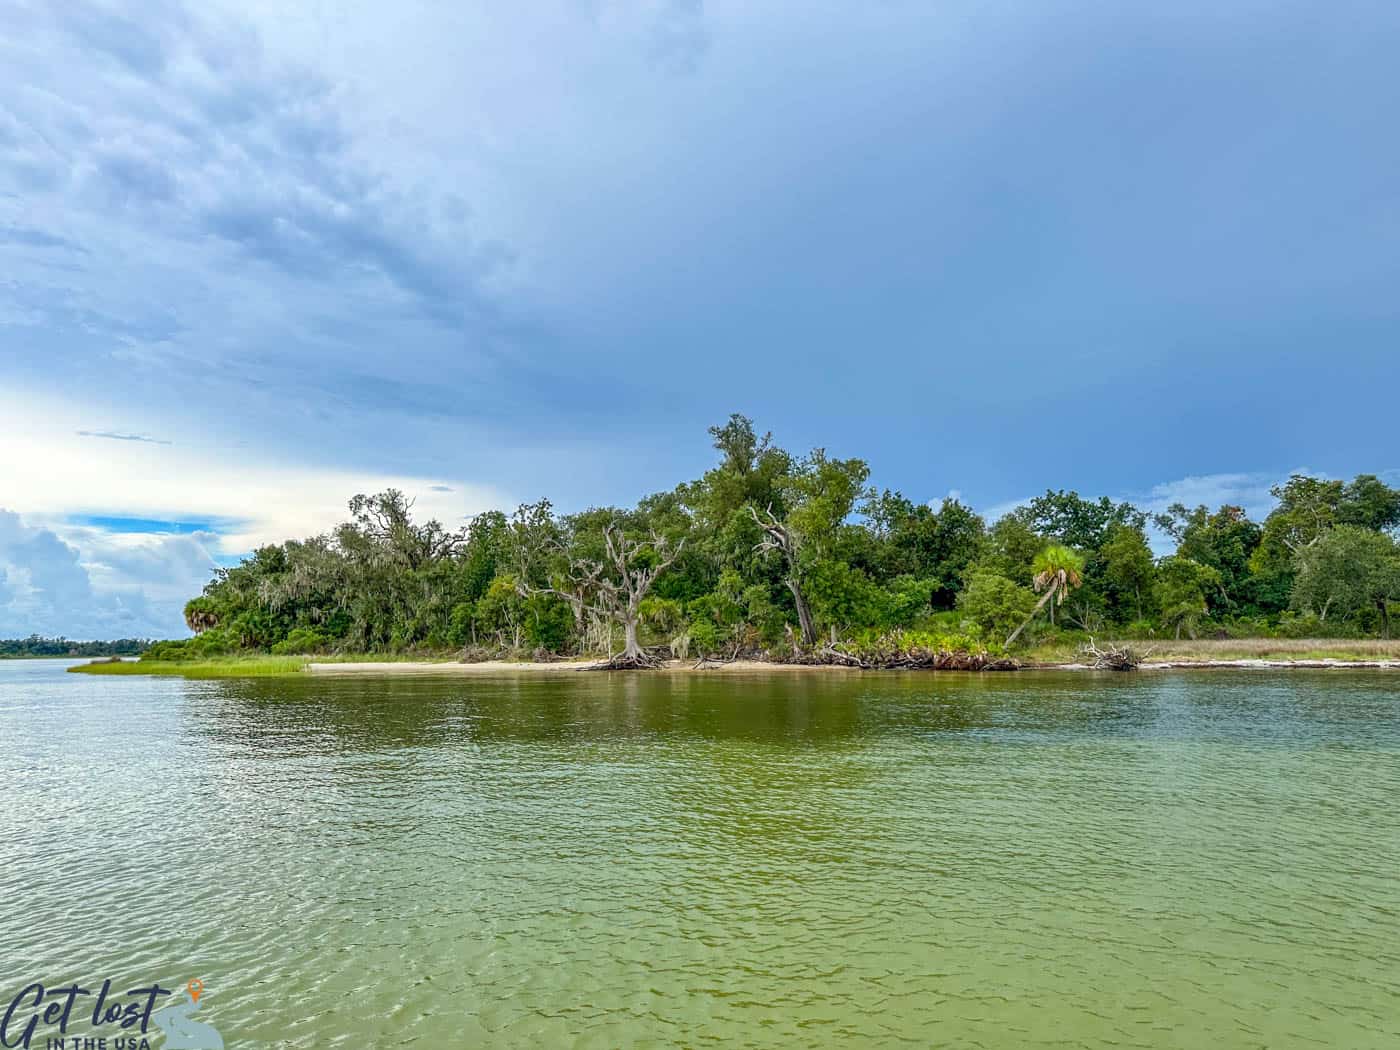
[77, 430, 173, 445]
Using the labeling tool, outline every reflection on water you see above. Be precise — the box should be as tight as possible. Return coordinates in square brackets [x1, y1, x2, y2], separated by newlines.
[1, 662, 1397, 1047]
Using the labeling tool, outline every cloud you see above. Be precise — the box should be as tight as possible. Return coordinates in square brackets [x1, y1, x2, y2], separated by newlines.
[0, 508, 192, 638]
[0, 225, 85, 252]
[1, 0, 1398, 564]
[1130, 472, 1287, 522]
[77, 430, 173, 445]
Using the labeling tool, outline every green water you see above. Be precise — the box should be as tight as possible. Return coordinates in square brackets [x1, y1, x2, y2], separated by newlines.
[2, 661, 1397, 1048]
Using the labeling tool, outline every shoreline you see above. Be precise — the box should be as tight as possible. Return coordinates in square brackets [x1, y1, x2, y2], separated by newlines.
[307, 656, 1400, 675]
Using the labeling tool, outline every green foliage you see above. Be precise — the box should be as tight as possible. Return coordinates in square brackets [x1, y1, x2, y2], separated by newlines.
[1024, 490, 1146, 551]
[1155, 557, 1223, 639]
[158, 419, 1400, 661]
[270, 627, 329, 654]
[523, 592, 575, 651]
[1098, 524, 1157, 621]
[686, 617, 722, 655]
[1156, 504, 1262, 612]
[957, 571, 1037, 639]
[0, 636, 151, 658]
[974, 514, 1043, 582]
[1289, 526, 1400, 629]
[864, 492, 986, 607]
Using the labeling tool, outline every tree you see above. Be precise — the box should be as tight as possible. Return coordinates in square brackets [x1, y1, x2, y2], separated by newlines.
[1024, 490, 1146, 552]
[1289, 526, 1400, 631]
[972, 512, 1043, 582]
[1099, 524, 1156, 622]
[525, 520, 684, 666]
[1337, 474, 1400, 534]
[1155, 503, 1262, 612]
[957, 571, 1037, 640]
[1005, 545, 1085, 645]
[864, 491, 986, 607]
[341, 489, 464, 570]
[1252, 474, 1400, 608]
[750, 448, 871, 646]
[1155, 556, 1222, 639]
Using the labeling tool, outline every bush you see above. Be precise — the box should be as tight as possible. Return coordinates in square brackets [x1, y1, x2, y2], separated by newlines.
[142, 639, 194, 661]
[271, 627, 330, 655]
[687, 618, 722, 655]
[523, 593, 574, 653]
[957, 571, 1036, 641]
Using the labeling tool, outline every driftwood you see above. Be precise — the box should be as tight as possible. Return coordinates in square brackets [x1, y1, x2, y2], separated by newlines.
[693, 642, 746, 670]
[1081, 637, 1153, 671]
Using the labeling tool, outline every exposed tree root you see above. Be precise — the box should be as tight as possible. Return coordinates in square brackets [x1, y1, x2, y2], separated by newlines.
[584, 648, 667, 670]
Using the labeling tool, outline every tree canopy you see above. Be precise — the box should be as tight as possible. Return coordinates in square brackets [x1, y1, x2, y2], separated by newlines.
[164, 417, 1400, 661]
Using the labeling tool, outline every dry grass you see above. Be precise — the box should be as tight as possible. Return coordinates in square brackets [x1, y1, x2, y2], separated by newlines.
[1025, 637, 1400, 664]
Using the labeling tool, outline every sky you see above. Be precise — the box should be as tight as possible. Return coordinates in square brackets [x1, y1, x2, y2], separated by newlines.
[2, 0, 1398, 638]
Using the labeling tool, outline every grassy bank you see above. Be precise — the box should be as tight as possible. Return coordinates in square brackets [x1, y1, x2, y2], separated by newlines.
[69, 656, 309, 677]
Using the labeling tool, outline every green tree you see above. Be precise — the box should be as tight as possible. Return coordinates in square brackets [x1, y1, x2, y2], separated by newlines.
[1005, 545, 1085, 645]
[1289, 525, 1400, 631]
[864, 492, 986, 607]
[1155, 504, 1263, 612]
[1337, 474, 1400, 533]
[957, 571, 1037, 640]
[1099, 523, 1156, 622]
[750, 448, 871, 645]
[1024, 490, 1147, 551]
[1155, 556, 1222, 639]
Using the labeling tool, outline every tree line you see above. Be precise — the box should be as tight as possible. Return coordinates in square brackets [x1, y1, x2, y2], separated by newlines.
[163, 415, 1400, 663]
[0, 635, 152, 658]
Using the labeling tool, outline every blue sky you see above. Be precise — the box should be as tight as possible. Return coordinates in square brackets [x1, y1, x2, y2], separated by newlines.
[2, 0, 1398, 638]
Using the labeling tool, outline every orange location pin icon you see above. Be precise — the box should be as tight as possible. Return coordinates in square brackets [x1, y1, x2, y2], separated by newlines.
[187, 979, 204, 1004]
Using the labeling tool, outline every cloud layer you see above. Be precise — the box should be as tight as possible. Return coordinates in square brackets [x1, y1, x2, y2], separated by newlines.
[3, 0, 1398, 635]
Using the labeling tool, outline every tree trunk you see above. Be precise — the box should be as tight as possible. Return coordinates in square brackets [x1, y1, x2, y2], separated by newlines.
[1005, 586, 1058, 648]
[622, 615, 643, 660]
[787, 577, 817, 647]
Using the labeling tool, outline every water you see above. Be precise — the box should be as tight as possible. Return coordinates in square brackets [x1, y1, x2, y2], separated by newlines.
[1, 660, 1398, 1048]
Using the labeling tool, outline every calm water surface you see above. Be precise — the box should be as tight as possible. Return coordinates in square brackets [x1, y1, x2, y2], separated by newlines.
[1, 660, 1397, 1047]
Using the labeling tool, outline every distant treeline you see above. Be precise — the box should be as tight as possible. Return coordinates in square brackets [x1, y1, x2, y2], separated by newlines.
[162, 415, 1400, 663]
[0, 635, 152, 658]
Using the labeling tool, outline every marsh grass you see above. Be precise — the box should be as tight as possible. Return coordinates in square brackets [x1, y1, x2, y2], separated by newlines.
[69, 656, 309, 678]
[1024, 637, 1400, 664]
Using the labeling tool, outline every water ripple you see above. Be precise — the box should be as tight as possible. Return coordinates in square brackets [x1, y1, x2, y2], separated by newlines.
[0, 662, 1397, 1047]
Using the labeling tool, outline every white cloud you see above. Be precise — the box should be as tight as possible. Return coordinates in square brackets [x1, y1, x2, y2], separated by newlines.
[0, 390, 511, 556]
[0, 508, 175, 638]
[0, 389, 513, 638]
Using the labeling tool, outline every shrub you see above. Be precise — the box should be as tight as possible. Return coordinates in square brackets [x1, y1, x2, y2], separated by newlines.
[271, 627, 330, 655]
[687, 618, 721, 655]
[957, 570, 1036, 640]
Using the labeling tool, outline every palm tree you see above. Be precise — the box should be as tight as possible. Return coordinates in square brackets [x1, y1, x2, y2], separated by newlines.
[1005, 545, 1086, 647]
